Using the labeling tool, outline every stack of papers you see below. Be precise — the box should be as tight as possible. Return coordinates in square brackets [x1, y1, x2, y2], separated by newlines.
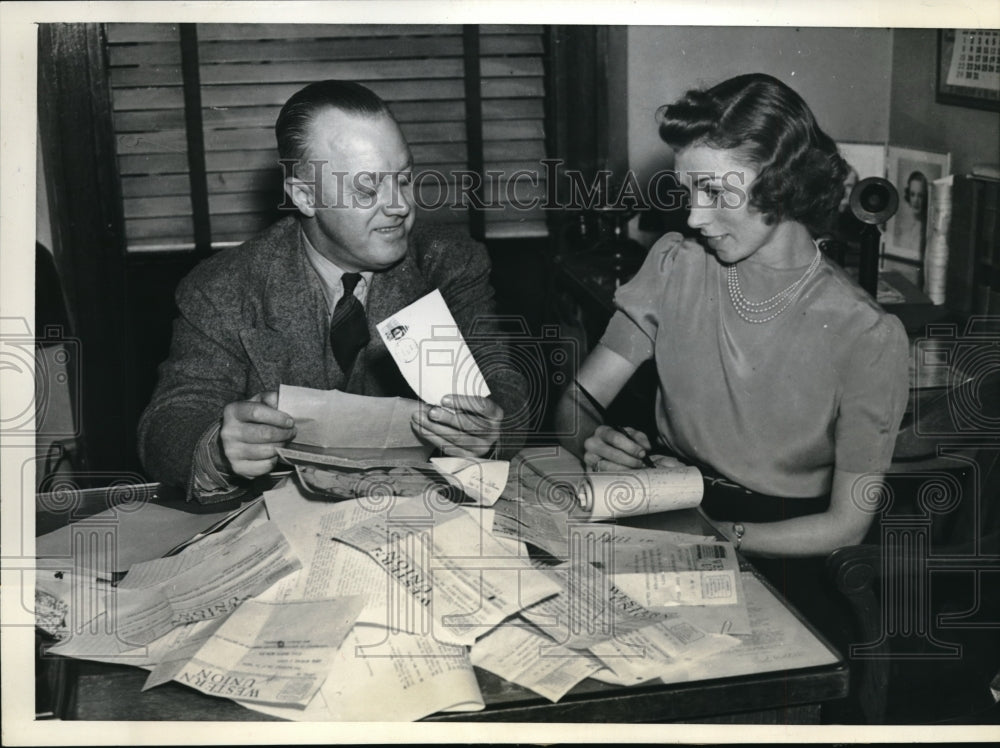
[37, 467, 836, 721]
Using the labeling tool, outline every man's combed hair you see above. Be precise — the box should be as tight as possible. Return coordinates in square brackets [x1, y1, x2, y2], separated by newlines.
[275, 80, 392, 164]
[657, 73, 848, 236]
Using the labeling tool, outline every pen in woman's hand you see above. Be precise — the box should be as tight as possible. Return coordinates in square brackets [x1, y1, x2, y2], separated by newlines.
[637, 446, 657, 469]
[616, 425, 657, 468]
[576, 380, 657, 469]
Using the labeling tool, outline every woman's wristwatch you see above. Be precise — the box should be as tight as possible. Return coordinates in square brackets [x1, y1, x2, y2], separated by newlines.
[731, 522, 746, 552]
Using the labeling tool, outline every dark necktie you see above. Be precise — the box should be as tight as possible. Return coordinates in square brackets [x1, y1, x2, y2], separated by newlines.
[329, 272, 369, 374]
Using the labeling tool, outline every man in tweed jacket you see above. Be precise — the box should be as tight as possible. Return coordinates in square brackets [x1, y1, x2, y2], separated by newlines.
[138, 81, 529, 501]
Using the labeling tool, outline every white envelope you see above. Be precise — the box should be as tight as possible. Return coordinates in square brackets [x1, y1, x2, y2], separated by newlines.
[376, 289, 490, 406]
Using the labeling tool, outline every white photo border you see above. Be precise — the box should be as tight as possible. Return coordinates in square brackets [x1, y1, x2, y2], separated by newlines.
[883, 145, 951, 263]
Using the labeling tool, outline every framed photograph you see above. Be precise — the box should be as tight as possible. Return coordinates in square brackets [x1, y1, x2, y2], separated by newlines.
[883, 146, 951, 264]
[936, 29, 1000, 112]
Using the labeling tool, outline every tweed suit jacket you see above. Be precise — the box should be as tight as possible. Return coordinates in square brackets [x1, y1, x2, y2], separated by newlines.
[138, 216, 529, 491]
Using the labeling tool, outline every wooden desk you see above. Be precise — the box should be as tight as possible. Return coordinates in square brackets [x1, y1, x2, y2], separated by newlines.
[37, 482, 848, 724]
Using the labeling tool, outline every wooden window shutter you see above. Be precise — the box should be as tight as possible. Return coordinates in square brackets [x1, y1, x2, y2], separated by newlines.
[480, 25, 548, 239]
[105, 23, 550, 253]
[107, 23, 195, 252]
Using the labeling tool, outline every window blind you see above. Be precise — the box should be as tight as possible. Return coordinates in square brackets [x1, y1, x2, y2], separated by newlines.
[105, 23, 550, 252]
[108, 23, 194, 251]
[480, 25, 548, 238]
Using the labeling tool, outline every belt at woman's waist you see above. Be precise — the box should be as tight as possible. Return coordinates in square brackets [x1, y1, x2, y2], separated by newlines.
[692, 463, 830, 523]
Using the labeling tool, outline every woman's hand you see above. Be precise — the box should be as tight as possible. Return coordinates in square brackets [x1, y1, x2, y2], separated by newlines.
[411, 394, 503, 458]
[583, 425, 653, 471]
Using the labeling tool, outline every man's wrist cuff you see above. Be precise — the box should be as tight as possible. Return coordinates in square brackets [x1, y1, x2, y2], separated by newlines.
[191, 421, 239, 500]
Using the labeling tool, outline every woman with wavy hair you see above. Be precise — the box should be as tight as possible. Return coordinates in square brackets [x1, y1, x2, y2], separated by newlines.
[556, 73, 909, 562]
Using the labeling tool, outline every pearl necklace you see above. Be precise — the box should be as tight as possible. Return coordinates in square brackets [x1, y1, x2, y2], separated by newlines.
[727, 245, 822, 324]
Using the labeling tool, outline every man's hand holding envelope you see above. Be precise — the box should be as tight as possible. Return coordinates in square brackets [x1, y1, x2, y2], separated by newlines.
[412, 394, 503, 459]
[377, 290, 504, 459]
[275, 287, 512, 502]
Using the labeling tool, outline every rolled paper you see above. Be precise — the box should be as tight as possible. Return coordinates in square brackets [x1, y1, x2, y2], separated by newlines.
[577, 467, 703, 521]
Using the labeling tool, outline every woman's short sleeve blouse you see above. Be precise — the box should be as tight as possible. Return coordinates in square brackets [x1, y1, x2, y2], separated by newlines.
[599, 232, 909, 498]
